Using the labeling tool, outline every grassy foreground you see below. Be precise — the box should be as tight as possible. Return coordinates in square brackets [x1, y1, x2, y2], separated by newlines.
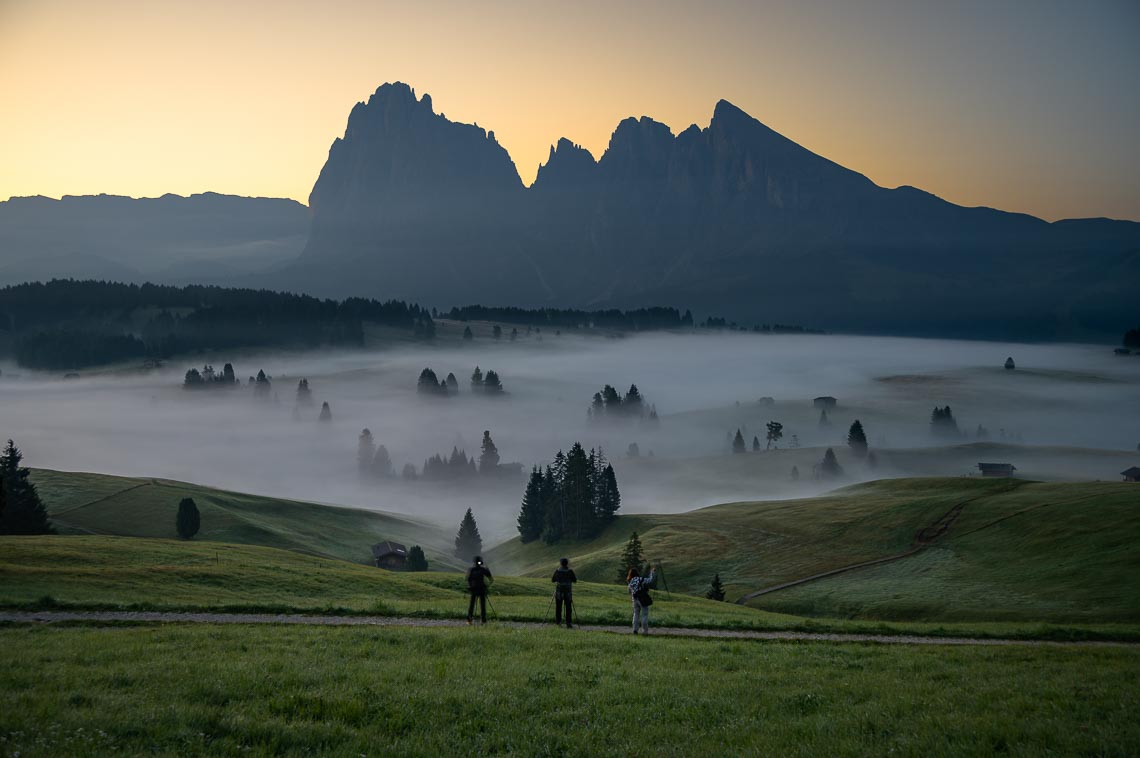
[1, 624, 1138, 756]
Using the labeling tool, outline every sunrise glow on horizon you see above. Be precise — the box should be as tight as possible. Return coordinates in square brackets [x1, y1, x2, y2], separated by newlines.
[2, 0, 1138, 221]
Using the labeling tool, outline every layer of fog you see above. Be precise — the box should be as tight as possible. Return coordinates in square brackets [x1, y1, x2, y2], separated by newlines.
[2, 332, 1138, 541]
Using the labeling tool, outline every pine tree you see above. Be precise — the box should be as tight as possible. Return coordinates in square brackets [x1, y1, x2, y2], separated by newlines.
[373, 445, 394, 478]
[620, 531, 645, 579]
[930, 406, 960, 439]
[406, 545, 429, 571]
[479, 430, 500, 474]
[493, 325, 502, 340]
[517, 467, 546, 543]
[254, 369, 272, 398]
[602, 385, 622, 413]
[462, 326, 474, 341]
[732, 429, 746, 454]
[820, 447, 843, 478]
[445, 373, 459, 393]
[765, 421, 783, 449]
[357, 429, 376, 474]
[183, 368, 203, 387]
[0, 440, 53, 535]
[595, 464, 621, 524]
[623, 384, 644, 417]
[471, 366, 483, 390]
[318, 401, 332, 422]
[454, 508, 483, 560]
[752, 435, 761, 452]
[296, 378, 313, 406]
[175, 497, 200, 540]
[222, 363, 236, 384]
[564, 443, 594, 539]
[418, 368, 443, 395]
[847, 419, 868, 458]
[510, 328, 518, 341]
[706, 573, 726, 601]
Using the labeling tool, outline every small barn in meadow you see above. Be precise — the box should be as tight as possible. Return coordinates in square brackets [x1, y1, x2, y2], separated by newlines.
[977, 462, 1017, 478]
[813, 396, 837, 409]
[371, 541, 408, 570]
[1122, 467, 1140, 483]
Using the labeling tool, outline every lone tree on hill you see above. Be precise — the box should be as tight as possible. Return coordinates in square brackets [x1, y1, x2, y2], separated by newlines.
[819, 447, 843, 479]
[0, 440, 53, 535]
[752, 435, 761, 452]
[318, 401, 332, 422]
[445, 373, 459, 393]
[847, 420, 868, 458]
[175, 497, 200, 540]
[357, 429, 376, 473]
[406, 545, 429, 572]
[620, 531, 645, 579]
[479, 430, 500, 474]
[373, 445, 394, 478]
[463, 326, 474, 341]
[732, 429, 746, 454]
[765, 421, 784, 450]
[454, 508, 483, 560]
[471, 366, 483, 389]
[706, 573, 726, 601]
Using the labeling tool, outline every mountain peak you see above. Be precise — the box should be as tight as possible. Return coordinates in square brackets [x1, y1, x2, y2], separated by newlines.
[533, 138, 597, 191]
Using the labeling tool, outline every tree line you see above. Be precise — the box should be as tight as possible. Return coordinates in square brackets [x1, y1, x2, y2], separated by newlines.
[0, 280, 435, 370]
[588, 383, 658, 424]
[445, 305, 694, 331]
[516, 444, 621, 545]
[418, 366, 504, 396]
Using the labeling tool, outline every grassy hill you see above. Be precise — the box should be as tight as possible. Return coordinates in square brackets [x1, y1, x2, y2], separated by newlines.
[489, 478, 1140, 623]
[31, 468, 460, 569]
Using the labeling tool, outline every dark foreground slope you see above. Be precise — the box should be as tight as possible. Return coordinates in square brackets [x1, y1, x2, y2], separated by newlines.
[290, 82, 1140, 340]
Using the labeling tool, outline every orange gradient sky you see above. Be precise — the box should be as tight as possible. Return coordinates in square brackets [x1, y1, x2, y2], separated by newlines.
[2, 0, 1138, 221]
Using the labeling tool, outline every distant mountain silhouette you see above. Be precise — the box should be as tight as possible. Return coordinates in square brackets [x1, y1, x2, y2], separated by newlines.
[0, 193, 309, 286]
[288, 82, 1140, 339]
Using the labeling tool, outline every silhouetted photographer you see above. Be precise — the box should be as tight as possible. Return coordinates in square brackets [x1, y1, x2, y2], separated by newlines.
[466, 555, 493, 625]
[551, 557, 577, 628]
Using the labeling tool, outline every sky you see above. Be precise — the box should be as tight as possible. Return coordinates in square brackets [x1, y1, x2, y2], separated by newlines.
[1, 0, 1138, 221]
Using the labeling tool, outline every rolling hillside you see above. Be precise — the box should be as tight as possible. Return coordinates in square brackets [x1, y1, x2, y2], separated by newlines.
[31, 469, 459, 570]
[489, 478, 1140, 623]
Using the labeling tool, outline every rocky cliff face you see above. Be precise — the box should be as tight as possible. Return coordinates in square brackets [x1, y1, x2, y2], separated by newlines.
[294, 84, 1140, 339]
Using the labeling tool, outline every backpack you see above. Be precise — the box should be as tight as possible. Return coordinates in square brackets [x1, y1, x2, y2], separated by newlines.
[633, 579, 653, 607]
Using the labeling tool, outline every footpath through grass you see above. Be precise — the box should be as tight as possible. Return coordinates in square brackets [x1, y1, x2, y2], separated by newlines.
[3, 536, 1137, 642]
[2, 624, 1138, 756]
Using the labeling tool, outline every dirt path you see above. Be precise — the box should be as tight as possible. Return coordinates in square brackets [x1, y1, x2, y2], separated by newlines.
[0, 610, 1130, 647]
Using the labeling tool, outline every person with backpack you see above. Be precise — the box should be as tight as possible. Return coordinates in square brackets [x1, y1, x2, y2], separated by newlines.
[627, 564, 656, 635]
[551, 557, 577, 628]
[466, 555, 493, 625]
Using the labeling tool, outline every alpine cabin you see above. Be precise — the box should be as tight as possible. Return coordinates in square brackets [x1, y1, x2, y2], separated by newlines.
[1122, 467, 1140, 483]
[371, 541, 408, 570]
[978, 462, 1017, 478]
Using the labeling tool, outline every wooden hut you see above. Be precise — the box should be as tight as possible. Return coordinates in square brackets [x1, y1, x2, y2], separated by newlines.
[371, 541, 408, 570]
[977, 462, 1017, 478]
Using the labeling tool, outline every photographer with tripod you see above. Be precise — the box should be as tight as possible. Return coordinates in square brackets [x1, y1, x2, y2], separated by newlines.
[465, 556, 493, 625]
[551, 557, 577, 628]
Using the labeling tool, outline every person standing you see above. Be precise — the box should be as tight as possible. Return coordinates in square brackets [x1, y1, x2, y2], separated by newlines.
[627, 564, 656, 635]
[466, 555, 493, 625]
[551, 557, 577, 628]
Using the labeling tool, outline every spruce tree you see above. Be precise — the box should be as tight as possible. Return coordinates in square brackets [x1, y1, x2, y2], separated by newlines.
[175, 497, 200, 540]
[373, 445, 394, 478]
[623, 384, 643, 417]
[493, 325, 502, 339]
[471, 366, 483, 391]
[620, 531, 645, 579]
[296, 378, 313, 406]
[479, 430, 500, 474]
[564, 443, 594, 539]
[454, 508, 483, 560]
[596, 464, 621, 524]
[517, 467, 546, 543]
[820, 448, 843, 478]
[462, 326, 474, 341]
[706, 573, 726, 601]
[732, 429, 746, 454]
[0, 440, 53, 535]
[318, 401, 332, 422]
[406, 545, 429, 571]
[418, 368, 443, 395]
[847, 420, 868, 458]
[752, 436, 761, 452]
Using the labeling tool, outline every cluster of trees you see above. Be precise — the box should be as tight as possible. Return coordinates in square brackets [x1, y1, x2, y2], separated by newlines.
[931, 406, 960, 439]
[406, 545, 429, 571]
[700, 318, 823, 335]
[356, 431, 509, 483]
[588, 384, 658, 423]
[357, 429, 395, 479]
[0, 280, 437, 370]
[517, 444, 621, 545]
[1123, 327, 1140, 349]
[183, 363, 238, 388]
[418, 366, 504, 396]
[445, 305, 694, 332]
[0, 440, 54, 535]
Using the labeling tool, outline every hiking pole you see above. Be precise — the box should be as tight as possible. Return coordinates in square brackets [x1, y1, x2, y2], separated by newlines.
[486, 593, 498, 620]
[545, 592, 555, 622]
